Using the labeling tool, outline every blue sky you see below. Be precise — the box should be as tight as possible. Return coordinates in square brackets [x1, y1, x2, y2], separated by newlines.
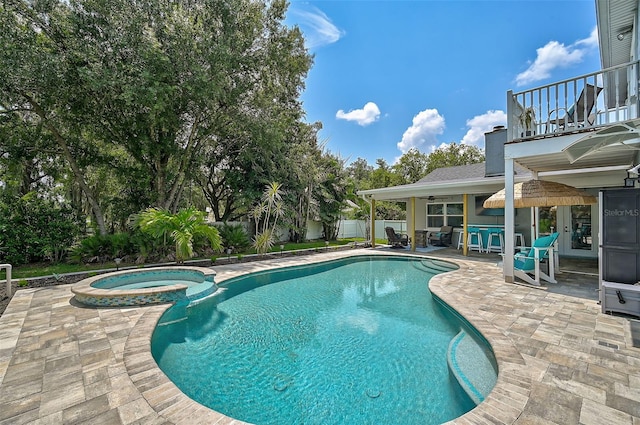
[285, 0, 601, 165]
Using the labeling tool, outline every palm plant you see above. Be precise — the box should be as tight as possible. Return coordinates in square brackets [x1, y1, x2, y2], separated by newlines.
[217, 223, 250, 253]
[250, 182, 285, 254]
[136, 206, 222, 263]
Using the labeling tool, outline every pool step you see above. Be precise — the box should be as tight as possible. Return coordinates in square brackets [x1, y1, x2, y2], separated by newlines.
[420, 259, 458, 273]
[447, 330, 497, 406]
[411, 259, 457, 274]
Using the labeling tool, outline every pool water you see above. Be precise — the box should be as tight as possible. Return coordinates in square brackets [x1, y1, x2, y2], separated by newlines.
[91, 268, 213, 298]
[152, 256, 483, 425]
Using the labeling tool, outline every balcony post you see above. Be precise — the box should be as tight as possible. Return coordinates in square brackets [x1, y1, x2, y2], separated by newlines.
[507, 90, 516, 141]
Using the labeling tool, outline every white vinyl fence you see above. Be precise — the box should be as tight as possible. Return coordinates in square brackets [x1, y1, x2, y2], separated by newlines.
[337, 220, 407, 239]
[210, 219, 407, 242]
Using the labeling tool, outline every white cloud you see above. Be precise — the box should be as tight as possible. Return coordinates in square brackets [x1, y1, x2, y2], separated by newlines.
[460, 110, 507, 148]
[576, 27, 599, 48]
[397, 109, 445, 153]
[395, 109, 505, 157]
[336, 102, 381, 126]
[515, 27, 598, 86]
[290, 6, 344, 48]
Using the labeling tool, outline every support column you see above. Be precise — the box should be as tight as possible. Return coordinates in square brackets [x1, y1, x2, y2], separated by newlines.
[410, 197, 416, 252]
[462, 194, 468, 256]
[370, 199, 376, 247]
[504, 159, 515, 282]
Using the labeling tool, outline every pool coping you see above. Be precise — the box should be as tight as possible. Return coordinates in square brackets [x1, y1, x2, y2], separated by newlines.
[1, 248, 638, 424]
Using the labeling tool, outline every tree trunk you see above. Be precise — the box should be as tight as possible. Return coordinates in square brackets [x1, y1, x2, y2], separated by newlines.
[27, 96, 107, 235]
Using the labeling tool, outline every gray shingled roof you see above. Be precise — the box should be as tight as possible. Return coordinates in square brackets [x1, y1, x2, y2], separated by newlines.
[417, 162, 530, 184]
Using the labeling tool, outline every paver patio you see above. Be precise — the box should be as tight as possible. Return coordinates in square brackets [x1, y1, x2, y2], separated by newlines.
[0, 248, 638, 424]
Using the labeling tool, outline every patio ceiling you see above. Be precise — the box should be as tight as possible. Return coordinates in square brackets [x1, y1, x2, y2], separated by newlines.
[513, 148, 636, 172]
[506, 123, 640, 174]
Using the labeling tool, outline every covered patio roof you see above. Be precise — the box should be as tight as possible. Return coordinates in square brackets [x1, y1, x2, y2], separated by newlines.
[357, 162, 533, 201]
[357, 159, 629, 203]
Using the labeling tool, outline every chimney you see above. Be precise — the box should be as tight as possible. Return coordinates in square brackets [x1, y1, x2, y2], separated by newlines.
[484, 126, 507, 177]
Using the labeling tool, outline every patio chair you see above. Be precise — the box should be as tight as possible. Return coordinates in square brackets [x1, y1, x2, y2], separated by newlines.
[385, 227, 409, 248]
[512, 232, 559, 286]
[428, 226, 453, 246]
[548, 84, 602, 131]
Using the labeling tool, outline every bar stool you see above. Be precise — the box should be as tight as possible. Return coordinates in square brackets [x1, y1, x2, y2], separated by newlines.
[467, 227, 483, 252]
[486, 228, 504, 253]
[514, 233, 525, 251]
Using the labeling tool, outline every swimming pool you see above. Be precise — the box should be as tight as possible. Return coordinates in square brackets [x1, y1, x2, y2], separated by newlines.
[151, 255, 496, 424]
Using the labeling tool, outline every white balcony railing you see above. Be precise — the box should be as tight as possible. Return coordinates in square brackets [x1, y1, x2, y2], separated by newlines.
[507, 61, 640, 141]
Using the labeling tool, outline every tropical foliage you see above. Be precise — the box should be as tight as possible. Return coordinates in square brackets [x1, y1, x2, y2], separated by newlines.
[136, 207, 222, 263]
[217, 223, 251, 254]
[250, 182, 285, 254]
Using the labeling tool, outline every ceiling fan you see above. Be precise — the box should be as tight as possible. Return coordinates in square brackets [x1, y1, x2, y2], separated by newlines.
[427, 195, 449, 202]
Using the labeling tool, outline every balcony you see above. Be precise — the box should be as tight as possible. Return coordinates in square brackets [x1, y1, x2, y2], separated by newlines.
[507, 61, 640, 142]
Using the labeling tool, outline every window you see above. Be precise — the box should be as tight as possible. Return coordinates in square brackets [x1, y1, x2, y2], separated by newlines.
[427, 203, 463, 227]
[427, 204, 444, 227]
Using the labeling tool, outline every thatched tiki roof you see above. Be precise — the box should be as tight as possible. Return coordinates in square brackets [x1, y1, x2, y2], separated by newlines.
[483, 180, 597, 208]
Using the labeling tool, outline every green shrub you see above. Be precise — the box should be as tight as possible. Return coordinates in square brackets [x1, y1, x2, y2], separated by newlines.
[69, 232, 140, 264]
[18, 279, 28, 287]
[135, 207, 222, 263]
[108, 232, 135, 258]
[217, 223, 250, 253]
[0, 192, 81, 265]
[69, 235, 111, 263]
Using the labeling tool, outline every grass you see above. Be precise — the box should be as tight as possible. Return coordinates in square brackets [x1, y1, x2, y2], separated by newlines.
[0, 238, 388, 280]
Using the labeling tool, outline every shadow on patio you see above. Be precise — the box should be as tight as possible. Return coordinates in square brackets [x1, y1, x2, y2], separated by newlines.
[378, 244, 600, 301]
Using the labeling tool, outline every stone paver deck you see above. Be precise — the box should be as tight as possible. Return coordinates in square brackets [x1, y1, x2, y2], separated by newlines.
[0, 248, 638, 424]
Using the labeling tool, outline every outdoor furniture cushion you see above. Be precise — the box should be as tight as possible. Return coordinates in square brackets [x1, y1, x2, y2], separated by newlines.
[429, 226, 453, 246]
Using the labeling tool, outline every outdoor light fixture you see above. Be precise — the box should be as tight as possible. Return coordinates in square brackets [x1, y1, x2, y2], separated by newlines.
[624, 172, 638, 187]
[280, 244, 284, 255]
[624, 164, 640, 187]
[617, 27, 633, 41]
[115, 257, 122, 271]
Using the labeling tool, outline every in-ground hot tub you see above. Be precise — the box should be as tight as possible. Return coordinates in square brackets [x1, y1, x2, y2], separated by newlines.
[71, 266, 216, 307]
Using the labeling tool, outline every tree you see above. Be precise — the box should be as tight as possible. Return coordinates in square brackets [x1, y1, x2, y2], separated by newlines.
[0, 1, 110, 233]
[393, 148, 430, 184]
[316, 153, 349, 240]
[346, 157, 374, 190]
[0, 0, 312, 232]
[283, 122, 324, 242]
[136, 207, 222, 263]
[426, 143, 485, 174]
[369, 159, 401, 189]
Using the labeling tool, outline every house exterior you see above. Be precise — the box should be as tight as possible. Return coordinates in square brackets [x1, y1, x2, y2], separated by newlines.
[358, 0, 640, 284]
